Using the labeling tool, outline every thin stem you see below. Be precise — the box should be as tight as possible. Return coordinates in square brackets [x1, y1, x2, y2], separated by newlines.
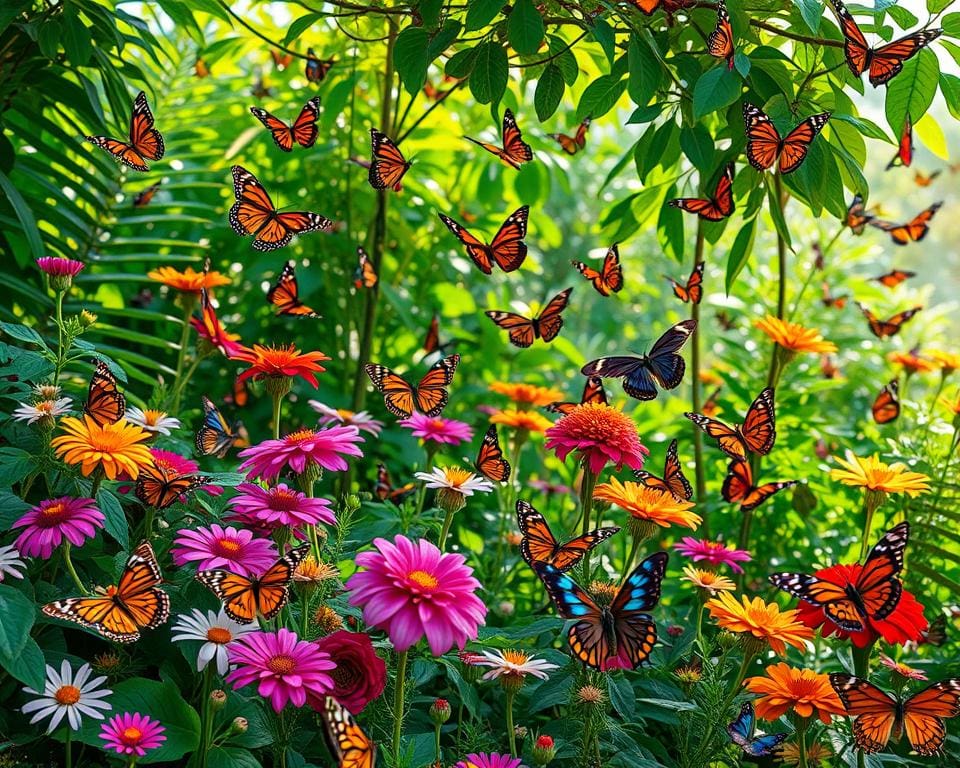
[719, 650, 755, 714]
[620, 532, 642, 582]
[271, 393, 283, 441]
[690, 222, 707, 530]
[198, 665, 214, 768]
[797, 728, 809, 768]
[62, 542, 88, 595]
[859, 492, 884, 562]
[53, 290, 66, 387]
[578, 468, 599, 577]
[170, 295, 197, 412]
[505, 689, 517, 756]
[773, 172, 788, 321]
[438, 509, 455, 553]
[434, 723, 442, 765]
[392, 649, 409, 762]
[65, 730, 72, 768]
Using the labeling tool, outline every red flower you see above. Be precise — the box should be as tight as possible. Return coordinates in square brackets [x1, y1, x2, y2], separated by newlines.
[307, 631, 386, 715]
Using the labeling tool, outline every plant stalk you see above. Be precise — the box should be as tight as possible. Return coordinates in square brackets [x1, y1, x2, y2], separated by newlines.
[690, 223, 707, 526]
[578, 467, 600, 577]
[62, 542, 88, 595]
[392, 649, 409, 762]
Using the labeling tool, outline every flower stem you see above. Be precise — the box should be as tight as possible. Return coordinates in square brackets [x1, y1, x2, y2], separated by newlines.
[198, 665, 214, 768]
[578, 467, 599, 577]
[271, 392, 283, 441]
[170, 294, 198, 412]
[719, 650, 755, 714]
[859, 491, 885, 562]
[392, 649, 408, 762]
[434, 723, 442, 765]
[414, 443, 439, 518]
[690, 222, 707, 530]
[62, 542, 88, 595]
[797, 728, 809, 768]
[65, 729, 72, 768]
[505, 689, 517, 756]
[53, 289, 67, 387]
[438, 509, 455, 553]
[89, 467, 104, 501]
[620, 530, 642, 582]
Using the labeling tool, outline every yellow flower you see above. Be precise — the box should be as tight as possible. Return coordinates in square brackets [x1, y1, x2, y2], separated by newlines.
[887, 350, 938, 374]
[706, 592, 814, 655]
[51, 416, 154, 480]
[925, 349, 960, 374]
[681, 565, 735, 595]
[830, 450, 930, 496]
[755, 315, 837, 354]
[489, 381, 564, 407]
[490, 409, 552, 434]
[147, 265, 231, 293]
[593, 478, 701, 530]
[293, 556, 340, 585]
[777, 741, 832, 767]
[745, 663, 844, 724]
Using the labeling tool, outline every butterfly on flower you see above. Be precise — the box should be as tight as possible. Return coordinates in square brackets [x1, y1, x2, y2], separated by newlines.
[517, 500, 618, 572]
[305, 48, 334, 82]
[707, 0, 734, 69]
[846, 193, 875, 234]
[374, 463, 416, 503]
[132, 181, 161, 208]
[668, 163, 735, 221]
[545, 376, 608, 414]
[872, 379, 900, 425]
[821, 281, 848, 309]
[465, 108, 533, 169]
[364, 354, 460, 419]
[633, 439, 693, 501]
[249, 96, 321, 152]
[665, 261, 704, 304]
[721, 460, 796, 512]
[856, 302, 922, 339]
[86, 91, 164, 172]
[475, 425, 511, 483]
[135, 463, 209, 510]
[685, 387, 776, 461]
[320, 696, 376, 768]
[887, 115, 912, 169]
[549, 117, 591, 155]
[368, 129, 411, 191]
[486, 287, 572, 348]
[571, 244, 623, 296]
[438, 206, 529, 274]
[353, 247, 377, 289]
[85, 361, 126, 426]
[268, 262, 320, 317]
[726, 702, 788, 757]
[870, 203, 942, 245]
[196, 395, 247, 458]
[743, 103, 830, 174]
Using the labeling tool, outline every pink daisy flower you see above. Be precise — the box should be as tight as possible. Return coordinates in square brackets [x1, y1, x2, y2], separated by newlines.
[346, 535, 487, 655]
[12, 497, 103, 559]
[99, 712, 166, 757]
[228, 483, 335, 529]
[171, 524, 278, 576]
[544, 403, 649, 475]
[455, 753, 523, 768]
[674, 537, 752, 574]
[226, 628, 335, 713]
[237, 426, 364, 481]
[308, 400, 385, 436]
[36, 257, 85, 278]
[399, 413, 474, 446]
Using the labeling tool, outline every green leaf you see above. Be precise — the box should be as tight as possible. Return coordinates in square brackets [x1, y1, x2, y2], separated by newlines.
[446, 47, 478, 79]
[627, 35, 660, 107]
[466, 0, 505, 31]
[535, 64, 565, 121]
[792, 0, 821, 33]
[725, 217, 756, 293]
[97, 489, 129, 549]
[418, 0, 445, 28]
[507, 0, 544, 55]
[940, 73, 960, 121]
[284, 13, 323, 45]
[0, 171, 45, 260]
[61, 6, 93, 66]
[469, 42, 509, 105]
[609, 676, 637, 718]
[679, 125, 715, 172]
[591, 18, 615, 64]
[766, 180, 793, 249]
[0, 584, 37, 684]
[0, 322, 45, 346]
[428, 19, 462, 59]
[0, 447, 37, 487]
[884, 49, 939, 134]
[576, 75, 626, 122]
[5, 636, 45, 690]
[928, 0, 953, 13]
[394, 26, 431, 96]
[208, 747, 262, 768]
[944, 11, 960, 37]
[692, 67, 741, 120]
[547, 34, 579, 85]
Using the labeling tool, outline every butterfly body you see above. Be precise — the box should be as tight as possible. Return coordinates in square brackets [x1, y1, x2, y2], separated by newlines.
[743, 103, 830, 174]
[196, 396, 244, 457]
[721, 460, 796, 512]
[368, 129, 411, 191]
[669, 163, 734, 221]
[572, 244, 623, 296]
[86, 91, 164, 172]
[517, 500, 618, 571]
[268, 262, 320, 317]
[439, 206, 529, 274]
[354, 247, 378, 289]
[465, 109, 533, 169]
[364, 354, 460, 418]
[685, 387, 776, 460]
[549, 118, 591, 155]
[634, 439, 693, 500]
[727, 702, 788, 757]
[250, 97, 321, 152]
[85, 361, 126, 425]
[856, 302, 921, 339]
[486, 288, 572, 348]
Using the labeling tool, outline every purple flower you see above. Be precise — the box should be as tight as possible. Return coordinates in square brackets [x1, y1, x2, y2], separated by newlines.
[99, 712, 165, 757]
[399, 413, 474, 446]
[12, 497, 103, 559]
[674, 537, 752, 574]
[172, 524, 278, 575]
[237, 426, 364, 481]
[228, 483, 335, 529]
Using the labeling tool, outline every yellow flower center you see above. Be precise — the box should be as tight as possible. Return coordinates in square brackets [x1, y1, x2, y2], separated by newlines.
[206, 627, 233, 644]
[408, 569, 439, 589]
[336, 408, 355, 419]
[269, 488, 300, 510]
[266, 654, 297, 675]
[442, 467, 473, 487]
[214, 538, 242, 556]
[54, 685, 81, 705]
[285, 429, 316, 444]
[40, 502, 69, 523]
[121, 727, 143, 745]
[502, 649, 531, 666]
[142, 409, 166, 426]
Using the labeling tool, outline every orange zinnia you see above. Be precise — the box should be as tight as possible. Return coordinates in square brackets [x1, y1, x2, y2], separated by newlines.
[887, 350, 939, 375]
[593, 478, 701, 530]
[490, 409, 552, 434]
[489, 381, 564, 407]
[148, 265, 231, 293]
[706, 592, 814, 655]
[51, 416, 154, 479]
[755, 316, 837, 355]
[745, 663, 844, 724]
[234, 344, 330, 388]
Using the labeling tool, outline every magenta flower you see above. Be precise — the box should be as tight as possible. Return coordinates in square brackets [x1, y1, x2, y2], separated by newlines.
[346, 535, 487, 655]
[172, 524, 278, 576]
[226, 628, 335, 713]
[544, 403, 649, 475]
[12, 497, 103, 559]
[399, 413, 474, 446]
[674, 537, 752, 574]
[152, 449, 223, 496]
[228, 483, 335, 529]
[455, 753, 523, 768]
[237, 426, 364, 481]
[36, 257, 85, 278]
[99, 712, 165, 757]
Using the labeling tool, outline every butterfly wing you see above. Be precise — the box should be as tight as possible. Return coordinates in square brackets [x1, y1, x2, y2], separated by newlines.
[846, 193, 874, 234]
[830, 674, 898, 753]
[545, 376, 607, 414]
[743, 103, 783, 171]
[486, 311, 537, 348]
[196, 395, 238, 458]
[722, 460, 795, 512]
[321, 696, 377, 767]
[196, 570, 258, 623]
[872, 379, 900, 424]
[438, 213, 495, 274]
[253, 544, 310, 620]
[305, 49, 334, 82]
[229, 166, 278, 246]
[499, 108, 534, 167]
[268, 262, 319, 317]
[902, 679, 960, 756]
[685, 261, 705, 304]
[605, 552, 668, 669]
[769, 569, 862, 630]
[249, 107, 295, 152]
[533, 287, 572, 343]
[853, 522, 908, 622]
[737, 387, 775, 454]
[778, 112, 831, 174]
[534, 562, 614, 668]
[668, 164, 735, 221]
[662, 439, 694, 500]
[475, 425, 511, 483]
[127, 91, 164, 161]
[423, 314, 440, 354]
[135, 465, 205, 510]
[898, 203, 941, 244]
[364, 364, 416, 418]
[869, 29, 943, 86]
[887, 116, 913, 169]
[642, 318, 697, 391]
[369, 129, 411, 191]
[572, 244, 622, 296]
[707, 0, 734, 65]
[354, 247, 378, 288]
[874, 269, 915, 288]
[132, 182, 161, 208]
[85, 361, 126, 425]
[291, 96, 321, 148]
[488, 206, 529, 272]
[517, 501, 560, 566]
[412, 354, 459, 416]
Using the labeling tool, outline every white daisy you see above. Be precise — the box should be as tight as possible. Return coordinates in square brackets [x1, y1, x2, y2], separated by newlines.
[170, 608, 256, 675]
[0, 544, 25, 581]
[12, 398, 72, 424]
[123, 406, 181, 435]
[21, 661, 112, 733]
[414, 466, 494, 496]
[308, 400, 384, 436]
[470, 649, 559, 681]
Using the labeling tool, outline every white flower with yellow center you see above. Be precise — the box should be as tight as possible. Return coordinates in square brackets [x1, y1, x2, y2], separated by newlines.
[308, 399, 384, 436]
[414, 466, 494, 513]
[171, 608, 256, 674]
[21, 661, 112, 732]
[12, 398, 72, 424]
[471, 649, 559, 681]
[124, 406, 181, 436]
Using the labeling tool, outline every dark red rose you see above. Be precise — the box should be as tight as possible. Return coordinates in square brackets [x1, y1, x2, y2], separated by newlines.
[308, 630, 386, 714]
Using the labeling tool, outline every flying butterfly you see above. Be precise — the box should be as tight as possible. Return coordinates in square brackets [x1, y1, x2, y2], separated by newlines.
[721, 460, 796, 512]
[353, 247, 378, 289]
[914, 170, 941, 187]
[368, 129, 411, 192]
[422, 313, 453, 356]
[195, 58, 210, 78]
[920, 614, 948, 647]
[474, 425, 511, 483]
[821, 354, 841, 380]
[873, 269, 915, 289]
[249, 97, 321, 152]
[305, 48, 334, 82]
[132, 182, 161, 208]
[668, 162, 735, 221]
[374, 464, 416, 503]
[196, 395, 246, 458]
[251, 74, 272, 100]
[438, 206, 529, 274]
[135, 463, 208, 510]
[665, 261, 705, 304]
[872, 379, 900, 425]
[85, 91, 164, 172]
[42, 541, 169, 644]
[517, 500, 619, 572]
[870, 203, 942, 245]
[270, 50, 294, 70]
[572, 244, 623, 296]
[856, 302, 922, 339]
[727, 702, 788, 757]
[320, 696, 377, 768]
[546, 376, 608, 415]
[486, 287, 572, 348]
[685, 387, 776, 461]
[633, 439, 693, 501]
[268, 262, 320, 317]
[743, 103, 830, 175]
[821, 281, 848, 309]
[364, 354, 460, 419]
[887, 115, 912, 169]
[85, 361, 126, 426]
[846, 194, 875, 234]
[465, 108, 533, 169]
[549, 118, 591, 155]
[707, 0, 734, 69]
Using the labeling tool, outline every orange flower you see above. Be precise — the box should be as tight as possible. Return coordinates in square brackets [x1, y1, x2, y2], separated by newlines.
[887, 350, 939, 375]
[755, 316, 837, 355]
[490, 409, 552, 434]
[593, 478, 701, 530]
[706, 592, 814, 655]
[51, 416, 154, 480]
[925, 349, 960, 374]
[745, 663, 844, 724]
[489, 381, 564, 407]
[681, 565, 735, 595]
[234, 344, 330, 387]
[148, 265, 230, 293]
[830, 450, 930, 496]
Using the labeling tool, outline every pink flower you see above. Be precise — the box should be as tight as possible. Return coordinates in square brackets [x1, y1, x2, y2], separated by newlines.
[36, 257, 84, 278]
[544, 403, 649, 475]
[171, 524, 278, 576]
[237, 426, 364, 481]
[308, 630, 387, 714]
[226, 628, 335, 713]
[228, 483, 335, 529]
[674, 537, 752, 574]
[346, 535, 487, 655]
[529, 479, 573, 495]
[399, 413, 474, 446]
[12, 497, 103, 559]
[99, 712, 165, 757]
[155, 449, 223, 496]
[455, 753, 523, 768]
[190, 290, 248, 359]
[308, 401, 385, 436]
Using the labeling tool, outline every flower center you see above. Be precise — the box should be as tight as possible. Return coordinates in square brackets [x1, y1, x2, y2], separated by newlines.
[502, 649, 530, 666]
[86, 423, 129, 451]
[266, 654, 297, 675]
[120, 727, 143, 745]
[336, 408, 355, 419]
[206, 627, 233, 644]
[36, 401, 57, 415]
[39, 501, 69, 525]
[441, 467, 473, 487]
[429, 419, 446, 430]
[54, 685, 81, 705]
[285, 428, 316, 444]
[214, 538, 242, 557]
[407, 569, 439, 589]
[269, 488, 301, 511]
[142, 409, 165, 426]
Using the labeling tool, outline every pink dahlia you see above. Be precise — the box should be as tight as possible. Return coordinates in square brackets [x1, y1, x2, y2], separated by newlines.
[226, 628, 335, 713]
[12, 497, 103, 559]
[37, 257, 84, 278]
[346, 535, 487, 655]
[99, 712, 165, 757]
[237, 426, 364, 481]
[171, 524, 278, 576]
[399, 412, 474, 446]
[455, 753, 523, 768]
[228, 483, 335, 529]
[674, 537, 752, 574]
[309, 400, 385, 436]
[544, 403, 649, 475]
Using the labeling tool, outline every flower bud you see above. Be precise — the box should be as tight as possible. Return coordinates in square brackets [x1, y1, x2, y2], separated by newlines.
[498, 601, 514, 616]
[209, 689, 227, 711]
[312, 605, 344, 635]
[226, 717, 248, 737]
[79, 309, 97, 328]
[429, 698, 451, 725]
[533, 735, 556, 765]
[436, 487, 467, 514]
[666, 624, 685, 637]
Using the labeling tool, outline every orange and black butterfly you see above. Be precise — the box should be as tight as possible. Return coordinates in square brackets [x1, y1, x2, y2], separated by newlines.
[669, 163, 735, 221]
[353, 247, 378, 289]
[629, 0, 694, 15]
[707, 0, 734, 69]
[476, 425, 511, 483]
[549, 118, 591, 155]
[914, 170, 941, 187]
[873, 269, 915, 289]
[830, 674, 960, 756]
[685, 387, 776, 461]
[872, 379, 900, 424]
[250, 97, 321, 152]
[42, 541, 169, 643]
[86, 91, 164, 172]
[135, 463, 208, 510]
[887, 115, 912, 169]
[846, 194, 875, 234]
[271, 50, 294, 70]
[268, 262, 320, 317]
[821, 355, 841, 379]
[132, 181, 161, 208]
[465, 108, 533, 169]
[743, 103, 830, 175]
[634, 439, 693, 501]
[196, 544, 310, 623]
[439, 206, 529, 274]
[856, 302, 921, 339]
[320, 695, 377, 767]
[85, 361, 126, 426]
[486, 287, 572, 348]
[368, 129, 411, 192]
[196, 396, 247, 458]
[229, 166, 333, 251]
[364, 354, 460, 418]
[305, 48, 334, 82]
[821, 282, 848, 309]
[374, 464, 416, 503]
[517, 500, 619, 572]
[665, 261, 704, 304]
[422, 313, 453, 356]
[572, 244, 623, 296]
[829, 0, 942, 86]
[546, 376, 608, 415]
[871, 203, 942, 245]
[721, 460, 796, 512]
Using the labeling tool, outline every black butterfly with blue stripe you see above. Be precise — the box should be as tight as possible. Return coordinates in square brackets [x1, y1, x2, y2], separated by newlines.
[727, 702, 788, 756]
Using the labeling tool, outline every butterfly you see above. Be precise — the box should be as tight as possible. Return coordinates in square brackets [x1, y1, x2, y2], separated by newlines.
[251, 75, 272, 100]
[364, 354, 460, 418]
[196, 395, 246, 458]
[571, 244, 623, 296]
[549, 118, 591, 155]
[770, 521, 909, 633]
[887, 115, 912, 169]
[707, 0, 734, 69]
[535, 552, 667, 670]
[465, 108, 533, 169]
[721, 460, 796, 512]
[702, 385, 722, 417]
[685, 387, 776, 461]
[195, 58, 210, 78]
[85, 91, 164, 172]
[132, 182, 161, 208]
[270, 50, 294, 69]
[829, 0, 942, 86]
[668, 162, 735, 221]
[821, 281, 848, 309]
[856, 302, 921, 339]
[873, 269, 915, 289]
[353, 247, 378, 289]
[517, 500, 619, 571]
[871, 203, 942, 245]
[629, 0, 695, 16]
[914, 170, 941, 186]
[196, 544, 311, 623]
[846, 193, 875, 234]
[320, 695, 377, 767]
[227, 375, 249, 408]
[581, 319, 697, 401]
[829, 674, 960, 755]
[135, 463, 208, 510]
[229, 166, 333, 251]
[249, 97, 321, 152]
[305, 48, 334, 82]
[438, 206, 529, 274]
[726, 702, 788, 757]
[872, 379, 900, 425]
[422, 313, 453, 356]
[665, 261, 705, 304]
[486, 287, 572, 348]
[42, 541, 170, 643]
[474, 425, 511, 483]
[368, 129, 411, 191]
[821, 354, 841, 379]
[545, 376, 608, 414]
[267, 262, 320, 317]
[374, 464, 416, 502]
[743, 103, 830, 175]
[85, 361, 126, 426]
[920, 614, 948, 647]
[633, 439, 693, 501]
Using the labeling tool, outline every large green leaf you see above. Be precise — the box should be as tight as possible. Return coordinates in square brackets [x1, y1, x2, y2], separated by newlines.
[507, 0, 544, 55]
[577, 75, 626, 122]
[394, 26, 431, 96]
[535, 64, 565, 121]
[884, 49, 940, 134]
[469, 42, 509, 104]
[0, 584, 38, 687]
[692, 67, 741, 119]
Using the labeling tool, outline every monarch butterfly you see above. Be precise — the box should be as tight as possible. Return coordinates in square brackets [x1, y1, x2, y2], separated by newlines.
[196, 544, 311, 623]
[465, 108, 533, 169]
[668, 162, 735, 221]
[872, 379, 900, 424]
[85, 361, 126, 426]
[549, 118, 591, 155]
[353, 247, 378, 289]
[271, 50, 294, 70]
[887, 115, 912, 169]
[664, 261, 705, 304]
[628, 0, 695, 16]
[571, 244, 623, 296]
[873, 269, 915, 289]
[821, 281, 848, 309]
[486, 287, 572, 348]
[250, 97, 321, 152]
[829, 674, 960, 755]
[196, 396, 246, 458]
[870, 203, 942, 245]
[267, 262, 320, 317]
[517, 500, 619, 572]
[438, 206, 529, 274]
[770, 522, 909, 633]
[846, 194, 875, 234]
[721, 459, 796, 512]
[422, 313, 453, 356]
[305, 48, 334, 82]
[320, 696, 377, 767]
[42, 541, 170, 643]
[582, 319, 697, 401]
[475, 425, 511, 483]
[545, 376, 608, 414]
[743, 103, 830, 175]
[856, 302, 922, 339]
[374, 463, 416, 502]
[914, 170, 941, 187]
[829, 0, 943, 86]
[135, 463, 208, 510]
[86, 91, 164, 172]
[132, 182, 161, 208]
[707, 0, 734, 69]
[229, 166, 334, 251]
[368, 129, 411, 191]
[535, 552, 667, 670]
[364, 354, 460, 419]
[727, 702, 788, 757]
[685, 387, 776, 461]
[227, 375, 249, 408]
[633, 439, 693, 501]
